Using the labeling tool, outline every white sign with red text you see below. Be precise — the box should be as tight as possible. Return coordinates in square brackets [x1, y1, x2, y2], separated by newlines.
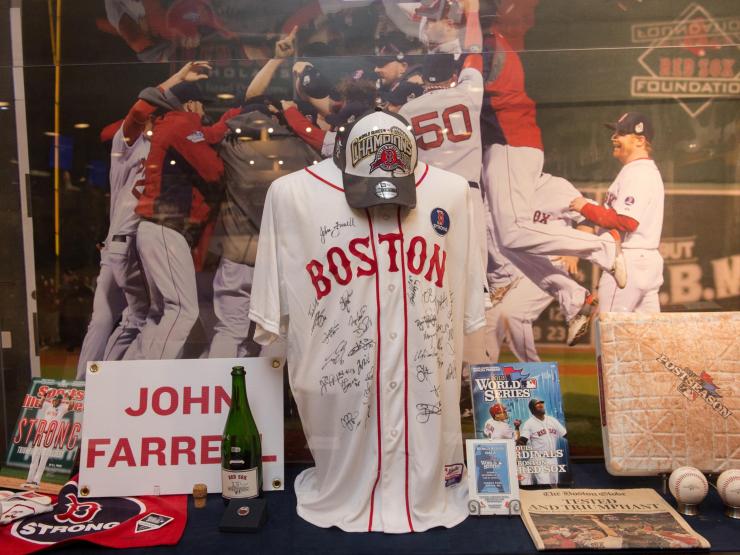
[79, 358, 283, 497]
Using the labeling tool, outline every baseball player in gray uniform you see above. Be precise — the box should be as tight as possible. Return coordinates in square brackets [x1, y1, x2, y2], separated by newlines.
[248, 110, 486, 532]
[570, 112, 665, 313]
[485, 173, 596, 357]
[76, 63, 209, 377]
[75, 117, 149, 379]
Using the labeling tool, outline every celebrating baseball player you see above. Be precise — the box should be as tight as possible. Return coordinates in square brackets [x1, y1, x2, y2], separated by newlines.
[478, 9, 626, 345]
[483, 403, 520, 440]
[485, 173, 597, 355]
[76, 62, 209, 377]
[124, 69, 241, 360]
[208, 30, 317, 358]
[517, 398, 568, 486]
[570, 112, 665, 313]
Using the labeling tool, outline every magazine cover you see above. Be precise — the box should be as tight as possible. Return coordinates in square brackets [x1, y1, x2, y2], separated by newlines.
[470, 362, 572, 487]
[466, 439, 520, 516]
[520, 488, 711, 550]
[0, 378, 85, 494]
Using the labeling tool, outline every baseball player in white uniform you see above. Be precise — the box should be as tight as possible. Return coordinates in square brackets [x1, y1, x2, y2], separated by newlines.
[22, 396, 71, 488]
[517, 398, 567, 486]
[485, 173, 595, 358]
[483, 403, 518, 440]
[248, 110, 486, 533]
[570, 112, 664, 313]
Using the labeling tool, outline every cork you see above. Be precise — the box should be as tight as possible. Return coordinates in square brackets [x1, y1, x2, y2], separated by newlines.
[193, 483, 207, 508]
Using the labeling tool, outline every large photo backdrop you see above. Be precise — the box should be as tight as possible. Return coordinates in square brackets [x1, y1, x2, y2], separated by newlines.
[13, 0, 739, 457]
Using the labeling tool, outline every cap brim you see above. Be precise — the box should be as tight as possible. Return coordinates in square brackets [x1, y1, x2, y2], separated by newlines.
[342, 173, 416, 209]
[604, 122, 617, 131]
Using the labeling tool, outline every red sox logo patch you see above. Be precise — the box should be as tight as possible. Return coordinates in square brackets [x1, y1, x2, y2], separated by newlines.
[431, 208, 450, 236]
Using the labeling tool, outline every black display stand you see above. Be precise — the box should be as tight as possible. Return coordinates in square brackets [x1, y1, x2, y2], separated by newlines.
[55, 463, 738, 554]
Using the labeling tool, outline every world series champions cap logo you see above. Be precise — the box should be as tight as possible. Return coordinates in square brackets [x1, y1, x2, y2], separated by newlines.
[349, 126, 413, 175]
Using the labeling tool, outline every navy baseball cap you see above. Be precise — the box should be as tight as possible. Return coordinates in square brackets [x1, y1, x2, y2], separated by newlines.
[325, 102, 369, 128]
[605, 112, 655, 141]
[298, 65, 331, 99]
[422, 53, 457, 84]
[379, 81, 424, 107]
[168, 81, 209, 105]
[528, 398, 544, 413]
[334, 110, 418, 209]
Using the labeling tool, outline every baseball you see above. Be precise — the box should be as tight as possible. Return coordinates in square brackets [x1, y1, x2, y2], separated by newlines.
[669, 467, 708, 505]
[716, 469, 740, 508]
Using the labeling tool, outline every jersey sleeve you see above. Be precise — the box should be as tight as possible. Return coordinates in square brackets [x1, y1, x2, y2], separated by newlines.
[519, 419, 532, 441]
[458, 65, 484, 106]
[248, 180, 288, 345]
[483, 418, 493, 438]
[552, 417, 567, 437]
[463, 185, 486, 335]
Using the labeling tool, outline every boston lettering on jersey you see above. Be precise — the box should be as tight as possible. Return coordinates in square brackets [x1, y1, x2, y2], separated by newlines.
[306, 234, 447, 300]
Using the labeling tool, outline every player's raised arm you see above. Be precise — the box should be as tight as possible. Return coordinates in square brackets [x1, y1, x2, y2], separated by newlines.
[123, 61, 213, 146]
[245, 26, 297, 101]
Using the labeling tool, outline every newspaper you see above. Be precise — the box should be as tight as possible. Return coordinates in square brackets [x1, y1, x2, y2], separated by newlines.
[520, 488, 710, 550]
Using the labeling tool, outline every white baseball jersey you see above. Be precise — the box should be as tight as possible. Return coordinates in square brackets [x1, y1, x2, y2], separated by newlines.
[598, 159, 665, 313]
[604, 158, 664, 249]
[249, 158, 486, 533]
[519, 415, 566, 452]
[400, 66, 483, 184]
[106, 126, 149, 240]
[483, 418, 514, 440]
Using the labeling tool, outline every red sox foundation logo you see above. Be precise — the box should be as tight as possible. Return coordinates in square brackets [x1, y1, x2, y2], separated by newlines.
[630, 3, 740, 117]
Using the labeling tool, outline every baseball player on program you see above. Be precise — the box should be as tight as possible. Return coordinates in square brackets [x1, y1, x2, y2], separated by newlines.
[21, 395, 71, 489]
[76, 62, 210, 378]
[517, 398, 567, 486]
[570, 112, 665, 313]
[483, 403, 520, 440]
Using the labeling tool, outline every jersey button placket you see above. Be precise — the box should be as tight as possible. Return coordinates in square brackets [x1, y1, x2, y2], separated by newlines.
[371, 205, 407, 530]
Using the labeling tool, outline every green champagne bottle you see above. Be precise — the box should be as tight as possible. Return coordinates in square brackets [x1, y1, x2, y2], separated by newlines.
[221, 366, 262, 500]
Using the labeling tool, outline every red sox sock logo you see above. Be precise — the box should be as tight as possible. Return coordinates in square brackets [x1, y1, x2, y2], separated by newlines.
[369, 144, 408, 173]
[55, 494, 102, 523]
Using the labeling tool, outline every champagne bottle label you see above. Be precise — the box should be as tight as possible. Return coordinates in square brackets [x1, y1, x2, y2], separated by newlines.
[222, 467, 259, 499]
